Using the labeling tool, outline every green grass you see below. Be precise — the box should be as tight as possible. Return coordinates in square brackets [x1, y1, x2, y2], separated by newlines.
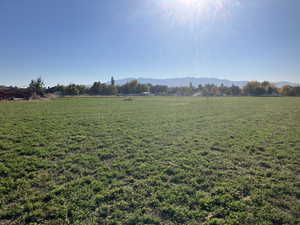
[0, 97, 299, 225]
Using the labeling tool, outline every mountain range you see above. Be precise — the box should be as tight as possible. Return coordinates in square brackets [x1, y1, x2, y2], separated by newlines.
[113, 77, 299, 88]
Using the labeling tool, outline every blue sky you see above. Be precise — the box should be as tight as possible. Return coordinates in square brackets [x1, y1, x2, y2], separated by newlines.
[0, 0, 299, 86]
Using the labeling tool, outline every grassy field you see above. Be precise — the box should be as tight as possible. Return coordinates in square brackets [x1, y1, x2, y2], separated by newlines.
[0, 97, 299, 225]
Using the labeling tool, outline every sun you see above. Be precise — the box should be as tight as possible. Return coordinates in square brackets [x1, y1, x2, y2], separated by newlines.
[178, 0, 198, 5]
[176, 0, 218, 12]
[158, 0, 231, 25]
[177, 0, 210, 8]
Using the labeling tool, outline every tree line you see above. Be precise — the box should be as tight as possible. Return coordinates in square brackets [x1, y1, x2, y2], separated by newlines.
[44, 78, 300, 97]
[1, 77, 300, 100]
[45, 78, 149, 96]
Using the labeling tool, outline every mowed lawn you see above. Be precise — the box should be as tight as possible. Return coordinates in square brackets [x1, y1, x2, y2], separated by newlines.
[0, 97, 299, 225]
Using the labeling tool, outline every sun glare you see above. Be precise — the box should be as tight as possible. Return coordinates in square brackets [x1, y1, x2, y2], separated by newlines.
[158, 0, 237, 26]
[177, 0, 210, 8]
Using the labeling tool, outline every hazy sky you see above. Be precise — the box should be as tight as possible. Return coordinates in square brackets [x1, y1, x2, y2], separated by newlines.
[0, 0, 299, 86]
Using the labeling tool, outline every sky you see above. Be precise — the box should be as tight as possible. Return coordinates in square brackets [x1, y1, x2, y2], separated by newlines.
[0, 0, 299, 86]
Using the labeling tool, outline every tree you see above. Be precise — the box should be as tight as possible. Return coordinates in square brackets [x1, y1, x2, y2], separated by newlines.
[244, 81, 266, 96]
[294, 87, 300, 96]
[243, 81, 278, 96]
[231, 85, 241, 96]
[280, 85, 300, 96]
[109, 85, 118, 95]
[117, 80, 149, 95]
[45, 84, 65, 94]
[150, 85, 168, 95]
[90, 82, 104, 95]
[29, 77, 45, 96]
[64, 84, 80, 95]
[111, 76, 115, 86]
[76, 85, 88, 95]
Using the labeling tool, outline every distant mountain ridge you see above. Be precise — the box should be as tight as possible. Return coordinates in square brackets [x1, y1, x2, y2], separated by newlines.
[113, 77, 299, 88]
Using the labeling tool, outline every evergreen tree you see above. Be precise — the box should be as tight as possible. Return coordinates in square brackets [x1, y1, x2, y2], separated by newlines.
[29, 77, 45, 96]
[111, 76, 115, 86]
